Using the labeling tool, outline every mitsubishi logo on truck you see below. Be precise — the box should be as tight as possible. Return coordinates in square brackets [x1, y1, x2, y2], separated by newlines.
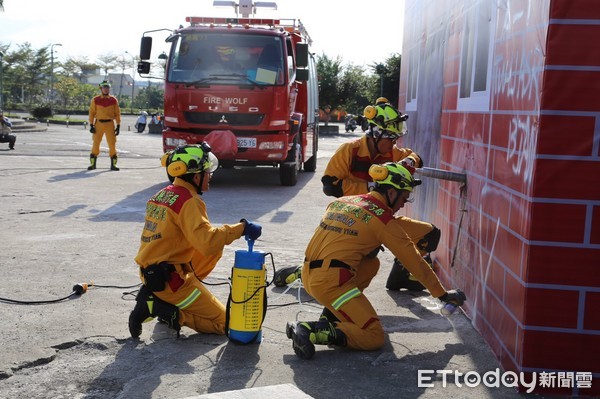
[219, 115, 228, 123]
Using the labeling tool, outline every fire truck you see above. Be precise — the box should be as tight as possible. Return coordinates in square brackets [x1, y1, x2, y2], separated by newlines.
[137, 4, 319, 186]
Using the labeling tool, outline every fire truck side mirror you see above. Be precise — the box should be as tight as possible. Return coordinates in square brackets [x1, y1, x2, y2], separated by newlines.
[137, 61, 151, 75]
[296, 43, 309, 68]
[140, 36, 153, 60]
[296, 69, 309, 82]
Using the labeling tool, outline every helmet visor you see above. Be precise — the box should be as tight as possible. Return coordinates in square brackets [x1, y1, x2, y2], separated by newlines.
[207, 152, 219, 173]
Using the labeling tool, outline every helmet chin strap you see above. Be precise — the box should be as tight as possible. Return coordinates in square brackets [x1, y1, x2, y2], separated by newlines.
[386, 188, 400, 209]
[195, 172, 206, 195]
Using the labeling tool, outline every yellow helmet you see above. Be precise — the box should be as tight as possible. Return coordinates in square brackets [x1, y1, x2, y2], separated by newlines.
[375, 97, 389, 105]
[160, 143, 219, 177]
[368, 162, 421, 192]
[363, 103, 408, 139]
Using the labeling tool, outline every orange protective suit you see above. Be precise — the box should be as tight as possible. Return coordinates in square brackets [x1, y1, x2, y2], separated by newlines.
[135, 178, 245, 334]
[322, 135, 422, 196]
[88, 94, 121, 157]
[302, 192, 446, 350]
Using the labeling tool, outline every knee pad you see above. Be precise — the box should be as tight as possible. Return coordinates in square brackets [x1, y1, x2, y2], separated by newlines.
[417, 225, 441, 252]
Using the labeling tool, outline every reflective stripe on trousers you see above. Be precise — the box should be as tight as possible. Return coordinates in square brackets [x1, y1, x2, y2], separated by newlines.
[176, 288, 201, 310]
[332, 287, 361, 310]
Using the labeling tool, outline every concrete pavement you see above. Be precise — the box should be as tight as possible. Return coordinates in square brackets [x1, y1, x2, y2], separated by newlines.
[0, 121, 539, 398]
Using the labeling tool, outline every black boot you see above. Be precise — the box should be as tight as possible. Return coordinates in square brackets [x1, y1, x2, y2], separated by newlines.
[273, 265, 302, 287]
[87, 154, 97, 170]
[129, 286, 153, 338]
[386, 257, 431, 291]
[320, 307, 340, 323]
[286, 319, 346, 360]
[110, 155, 119, 171]
[128, 285, 180, 338]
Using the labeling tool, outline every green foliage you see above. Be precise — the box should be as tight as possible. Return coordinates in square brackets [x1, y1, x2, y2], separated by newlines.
[316, 53, 402, 117]
[31, 105, 52, 119]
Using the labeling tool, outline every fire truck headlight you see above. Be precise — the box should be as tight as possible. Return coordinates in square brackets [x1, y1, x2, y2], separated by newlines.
[165, 138, 188, 147]
[164, 116, 178, 123]
[269, 120, 286, 127]
[259, 141, 285, 150]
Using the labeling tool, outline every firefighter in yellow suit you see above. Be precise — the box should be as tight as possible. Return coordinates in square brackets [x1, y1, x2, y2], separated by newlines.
[128, 143, 262, 338]
[87, 80, 121, 171]
[275, 99, 441, 291]
[286, 162, 466, 359]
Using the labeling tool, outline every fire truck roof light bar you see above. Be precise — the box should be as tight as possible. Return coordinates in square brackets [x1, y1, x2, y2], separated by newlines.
[184, 16, 312, 45]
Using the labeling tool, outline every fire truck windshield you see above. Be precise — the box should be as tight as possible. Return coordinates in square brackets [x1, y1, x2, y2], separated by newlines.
[167, 32, 285, 86]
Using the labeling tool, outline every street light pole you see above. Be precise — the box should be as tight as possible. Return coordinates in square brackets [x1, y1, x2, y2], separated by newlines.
[49, 43, 62, 104]
[375, 63, 385, 97]
[0, 51, 4, 110]
[125, 51, 135, 113]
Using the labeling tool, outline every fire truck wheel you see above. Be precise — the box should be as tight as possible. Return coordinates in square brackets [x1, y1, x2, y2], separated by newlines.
[279, 163, 298, 186]
[303, 154, 317, 172]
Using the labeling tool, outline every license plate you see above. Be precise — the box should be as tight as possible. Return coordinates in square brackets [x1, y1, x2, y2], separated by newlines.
[237, 137, 257, 148]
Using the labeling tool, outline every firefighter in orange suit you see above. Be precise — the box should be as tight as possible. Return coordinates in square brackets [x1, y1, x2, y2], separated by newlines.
[286, 162, 466, 359]
[128, 143, 262, 338]
[275, 100, 441, 292]
[87, 80, 121, 171]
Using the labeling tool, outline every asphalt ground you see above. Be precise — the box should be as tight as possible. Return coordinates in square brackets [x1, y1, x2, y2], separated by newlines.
[0, 119, 537, 398]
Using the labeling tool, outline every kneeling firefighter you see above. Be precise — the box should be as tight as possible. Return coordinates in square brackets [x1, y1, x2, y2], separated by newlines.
[286, 162, 466, 359]
[129, 143, 262, 338]
[275, 100, 441, 292]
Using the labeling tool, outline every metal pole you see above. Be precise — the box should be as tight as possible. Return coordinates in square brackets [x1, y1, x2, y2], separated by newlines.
[125, 51, 135, 113]
[49, 43, 62, 104]
[0, 51, 4, 110]
[414, 167, 467, 184]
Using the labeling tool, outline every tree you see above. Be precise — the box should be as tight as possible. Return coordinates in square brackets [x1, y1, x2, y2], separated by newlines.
[62, 56, 100, 83]
[97, 53, 119, 79]
[55, 76, 96, 113]
[369, 53, 401, 107]
[316, 53, 343, 111]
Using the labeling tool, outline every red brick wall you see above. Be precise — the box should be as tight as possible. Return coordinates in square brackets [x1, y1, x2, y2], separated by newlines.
[400, 0, 600, 395]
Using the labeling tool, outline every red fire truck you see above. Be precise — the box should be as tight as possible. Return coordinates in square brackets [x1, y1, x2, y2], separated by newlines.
[137, 13, 319, 186]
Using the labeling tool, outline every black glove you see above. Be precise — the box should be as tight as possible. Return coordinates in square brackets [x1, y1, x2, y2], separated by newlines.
[438, 289, 466, 306]
[241, 219, 262, 241]
[115, 124, 120, 136]
[89, 125, 96, 134]
[321, 175, 344, 197]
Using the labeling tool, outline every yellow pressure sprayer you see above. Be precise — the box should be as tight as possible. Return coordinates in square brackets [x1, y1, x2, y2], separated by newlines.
[226, 237, 268, 344]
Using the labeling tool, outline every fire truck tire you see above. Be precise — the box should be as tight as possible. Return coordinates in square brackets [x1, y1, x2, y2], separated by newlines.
[279, 164, 298, 186]
[303, 154, 317, 172]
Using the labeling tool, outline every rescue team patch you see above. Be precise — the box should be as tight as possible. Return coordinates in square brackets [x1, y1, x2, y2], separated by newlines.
[318, 194, 393, 236]
[148, 185, 193, 215]
[331, 195, 393, 224]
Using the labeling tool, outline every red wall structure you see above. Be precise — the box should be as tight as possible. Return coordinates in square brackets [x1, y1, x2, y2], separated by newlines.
[399, 0, 600, 396]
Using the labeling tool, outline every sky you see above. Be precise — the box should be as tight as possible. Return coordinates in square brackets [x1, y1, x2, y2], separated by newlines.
[0, 0, 405, 69]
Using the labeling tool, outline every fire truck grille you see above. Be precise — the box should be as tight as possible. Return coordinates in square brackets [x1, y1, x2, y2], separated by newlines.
[185, 112, 265, 126]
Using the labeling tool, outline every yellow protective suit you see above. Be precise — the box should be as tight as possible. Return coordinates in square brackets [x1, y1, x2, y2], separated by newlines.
[303, 192, 446, 350]
[135, 178, 245, 334]
[322, 135, 422, 196]
[88, 94, 121, 157]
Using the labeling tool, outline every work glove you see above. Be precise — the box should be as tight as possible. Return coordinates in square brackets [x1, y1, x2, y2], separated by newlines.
[89, 124, 96, 134]
[321, 175, 343, 198]
[438, 289, 466, 306]
[241, 219, 262, 241]
[115, 124, 120, 136]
